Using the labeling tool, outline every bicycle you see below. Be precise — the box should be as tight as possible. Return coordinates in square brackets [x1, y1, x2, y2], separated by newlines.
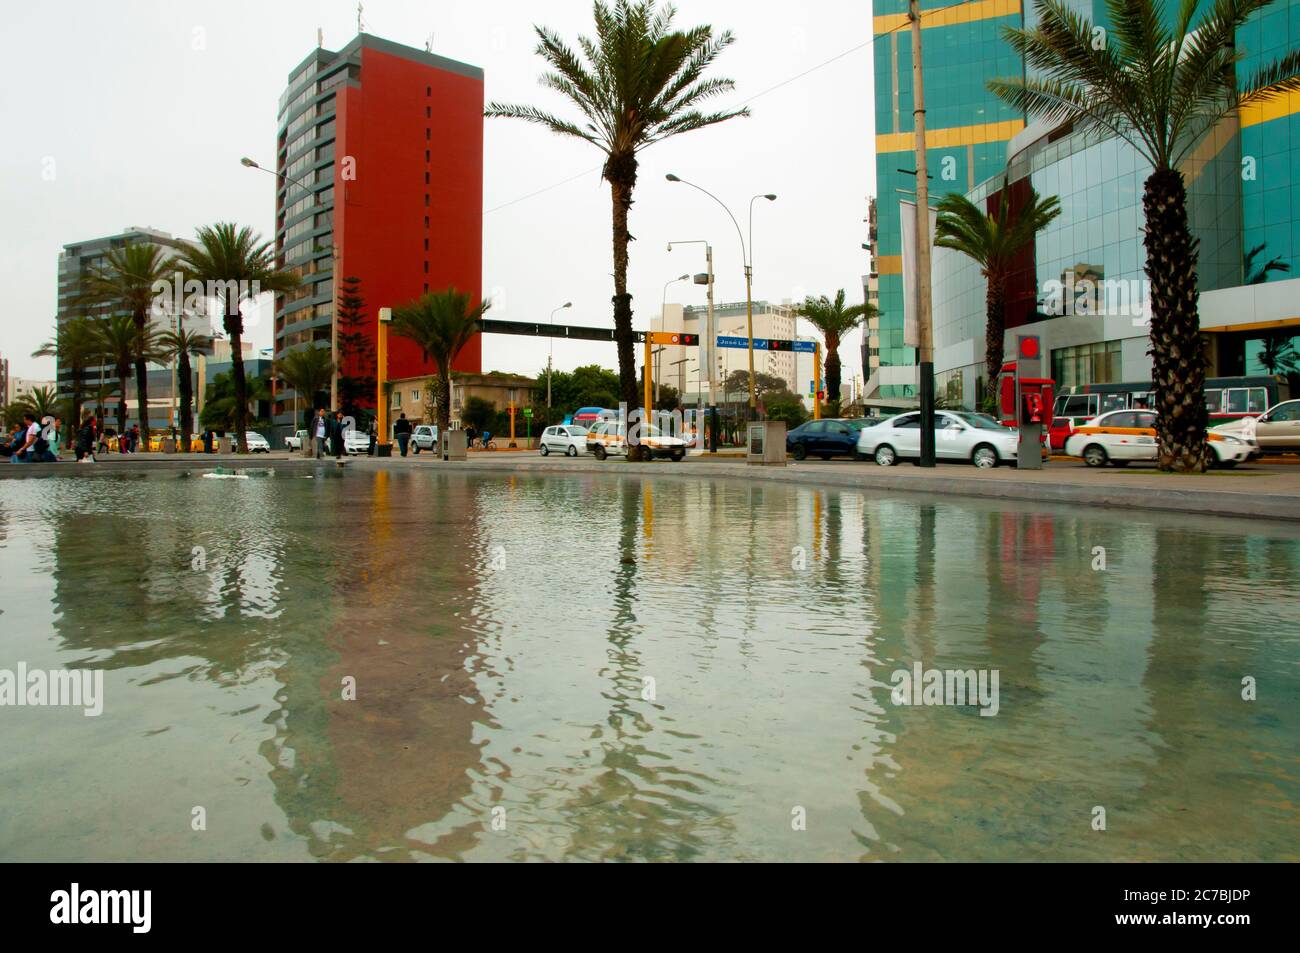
[482, 438, 498, 451]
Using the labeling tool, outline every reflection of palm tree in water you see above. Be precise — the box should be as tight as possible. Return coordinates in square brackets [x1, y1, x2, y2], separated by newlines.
[554, 478, 731, 861]
[265, 471, 491, 861]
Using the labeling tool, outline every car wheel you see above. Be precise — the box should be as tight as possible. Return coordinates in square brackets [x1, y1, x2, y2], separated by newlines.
[566, 445, 577, 457]
[1082, 444, 1108, 468]
[874, 444, 897, 467]
[540, 444, 550, 456]
[671, 449, 685, 462]
[594, 445, 607, 461]
[972, 444, 998, 469]
[792, 444, 807, 461]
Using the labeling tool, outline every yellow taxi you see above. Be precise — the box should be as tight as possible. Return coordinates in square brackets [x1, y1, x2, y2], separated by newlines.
[1064, 409, 1254, 468]
[585, 420, 688, 462]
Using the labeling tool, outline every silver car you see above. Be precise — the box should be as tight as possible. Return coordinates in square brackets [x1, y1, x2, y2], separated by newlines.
[857, 410, 1020, 468]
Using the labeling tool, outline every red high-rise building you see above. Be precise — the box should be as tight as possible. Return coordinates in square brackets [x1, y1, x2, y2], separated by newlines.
[271, 34, 483, 442]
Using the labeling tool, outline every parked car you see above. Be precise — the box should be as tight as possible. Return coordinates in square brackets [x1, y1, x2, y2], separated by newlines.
[857, 410, 1026, 468]
[1048, 417, 1074, 452]
[343, 429, 372, 455]
[786, 419, 866, 460]
[226, 432, 270, 453]
[539, 424, 588, 457]
[1211, 398, 1300, 455]
[284, 429, 308, 451]
[1066, 409, 1254, 468]
[410, 424, 439, 453]
[586, 420, 687, 461]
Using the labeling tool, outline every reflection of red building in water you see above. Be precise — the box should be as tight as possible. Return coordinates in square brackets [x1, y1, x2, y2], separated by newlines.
[271, 34, 483, 441]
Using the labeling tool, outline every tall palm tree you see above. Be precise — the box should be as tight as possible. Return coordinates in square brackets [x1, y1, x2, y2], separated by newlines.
[390, 289, 490, 438]
[797, 290, 874, 412]
[486, 0, 747, 409]
[12, 385, 64, 422]
[32, 317, 102, 446]
[78, 243, 176, 450]
[158, 327, 212, 451]
[989, 0, 1300, 472]
[175, 224, 300, 453]
[274, 345, 336, 432]
[934, 189, 1062, 388]
[95, 315, 165, 437]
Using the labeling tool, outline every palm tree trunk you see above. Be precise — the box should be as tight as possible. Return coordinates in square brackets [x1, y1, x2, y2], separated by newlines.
[133, 310, 151, 452]
[227, 292, 248, 454]
[116, 363, 129, 438]
[437, 372, 451, 438]
[69, 365, 83, 449]
[607, 154, 639, 412]
[1143, 167, 1207, 473]
[985, 279, 1007, 389]
[178, 353, 193, 451]
[824, 332, 843, 404]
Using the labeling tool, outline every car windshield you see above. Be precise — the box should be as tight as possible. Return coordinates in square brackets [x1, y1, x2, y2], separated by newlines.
[565, 426, 588, 436]
[949, 412, 1008, 431]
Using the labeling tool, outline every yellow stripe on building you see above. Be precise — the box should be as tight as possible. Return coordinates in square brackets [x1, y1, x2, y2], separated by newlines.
[1240, 89, 1300, 127]
[874, 0, 1021, 36]
[876, 118, 1025, 154]
[876, 255, 903, 276]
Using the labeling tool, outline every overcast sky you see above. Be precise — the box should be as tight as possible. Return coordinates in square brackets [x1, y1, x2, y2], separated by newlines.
[1, 0, 875, 382]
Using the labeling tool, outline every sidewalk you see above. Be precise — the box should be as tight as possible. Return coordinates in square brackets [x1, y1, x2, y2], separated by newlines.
[4, 450, 1298, 522]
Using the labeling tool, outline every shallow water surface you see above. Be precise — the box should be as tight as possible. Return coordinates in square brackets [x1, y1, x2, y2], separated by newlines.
[0, 468, 1297, 861]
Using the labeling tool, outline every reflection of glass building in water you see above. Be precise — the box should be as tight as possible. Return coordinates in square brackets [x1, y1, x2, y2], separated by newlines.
[880, 0, 1300, 409]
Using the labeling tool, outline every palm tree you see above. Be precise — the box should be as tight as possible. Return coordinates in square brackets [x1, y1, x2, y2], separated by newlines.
[199, 372, 272, 435]
[1255, 334, 1298, 374]
[390, 289, 489, 438]
[486, 0, 747, 409]
[95, 315, 165, 437]
[32, 317, 102, 446]
[175, 224, 300, 453]
[12, 385, 64, 422]
[158, 327, 213, 451]
[797, 290, 874, 413]
[274, 345, 336, 433]
[989, 0, 1300, 471]
[1244, 243, 1291, 284]
[934, 189, 1062, 388]
[78, 243, 176, 450]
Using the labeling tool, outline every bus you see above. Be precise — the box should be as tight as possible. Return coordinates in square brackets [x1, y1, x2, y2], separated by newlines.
[1053, 375, 1290, 425]
[567, 407, 617, 429]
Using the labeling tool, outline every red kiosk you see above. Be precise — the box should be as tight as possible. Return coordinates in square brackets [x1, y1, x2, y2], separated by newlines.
[998, 334, 1053, 469]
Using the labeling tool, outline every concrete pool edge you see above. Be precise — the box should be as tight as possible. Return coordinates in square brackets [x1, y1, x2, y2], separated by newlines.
[4, 453, 1298, 523]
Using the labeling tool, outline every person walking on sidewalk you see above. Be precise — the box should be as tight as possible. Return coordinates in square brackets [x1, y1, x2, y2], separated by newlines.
[313, 408, 329, 459]
[394, 413, 412, 457]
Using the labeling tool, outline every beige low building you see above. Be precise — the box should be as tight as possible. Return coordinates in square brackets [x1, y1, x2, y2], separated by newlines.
[385, 371, 536, 430]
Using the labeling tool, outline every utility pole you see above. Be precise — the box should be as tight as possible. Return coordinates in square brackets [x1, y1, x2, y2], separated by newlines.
[909, 0, 936, 467]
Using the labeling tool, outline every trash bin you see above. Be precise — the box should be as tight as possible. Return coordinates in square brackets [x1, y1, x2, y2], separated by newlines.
[746, 420, 787, 466]
[442, 429, 467, 461]
[217, 436, 232, 454]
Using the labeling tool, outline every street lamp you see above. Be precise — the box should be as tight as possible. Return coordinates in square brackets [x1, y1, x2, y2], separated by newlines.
[547, 302, 571, 408]
[659, 274, 689, 401]
[666, 173, 776, 419]
[240, 156, 338, 416]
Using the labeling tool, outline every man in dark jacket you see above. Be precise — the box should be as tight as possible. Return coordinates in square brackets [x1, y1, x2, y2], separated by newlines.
[332, 411, 346, 458]
[394, 413, 412, 456]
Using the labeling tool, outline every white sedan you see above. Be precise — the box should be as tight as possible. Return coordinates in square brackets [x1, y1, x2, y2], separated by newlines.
[227, 432, 270, 453]
[857, 410, 1021, 468]
[343, 429, 372, 455]
[538, 424, 588, 457]
[1065, 409, 1254, 467]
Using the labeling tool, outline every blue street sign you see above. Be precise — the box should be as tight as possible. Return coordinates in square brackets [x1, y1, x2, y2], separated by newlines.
[716, 336, 816, 353]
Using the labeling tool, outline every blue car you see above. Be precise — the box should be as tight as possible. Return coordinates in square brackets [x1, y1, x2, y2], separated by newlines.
[786, 418, 879, 460]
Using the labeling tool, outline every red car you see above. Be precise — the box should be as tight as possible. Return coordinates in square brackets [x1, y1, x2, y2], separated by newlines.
[1048, 417, 1074, 452]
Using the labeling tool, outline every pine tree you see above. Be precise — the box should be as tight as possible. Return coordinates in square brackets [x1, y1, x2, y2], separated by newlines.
[335, 275, 375, 415]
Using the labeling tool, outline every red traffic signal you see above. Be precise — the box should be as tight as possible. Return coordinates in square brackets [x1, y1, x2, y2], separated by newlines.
[1018, 336, 1041, 359]
[677, 333, 698, 346]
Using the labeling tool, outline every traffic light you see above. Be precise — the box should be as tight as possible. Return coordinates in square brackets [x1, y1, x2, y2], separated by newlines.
[768, 338, 791, 351]
[677, 333, 698, 346]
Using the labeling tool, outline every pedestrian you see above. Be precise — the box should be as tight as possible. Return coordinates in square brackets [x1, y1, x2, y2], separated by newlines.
[312, 408, 329, 459]
[333, 411, 347, 458]
[76, 412, 97, 462]
[11, 413, 41, 463]
[39, 417, 63, 462]
[394, 412, 412, 457]
[465, 424, 476, 448]
[130, 424, 141, 453]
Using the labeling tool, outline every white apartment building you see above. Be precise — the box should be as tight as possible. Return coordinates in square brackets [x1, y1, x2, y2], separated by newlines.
[657, 299, 804, 402]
